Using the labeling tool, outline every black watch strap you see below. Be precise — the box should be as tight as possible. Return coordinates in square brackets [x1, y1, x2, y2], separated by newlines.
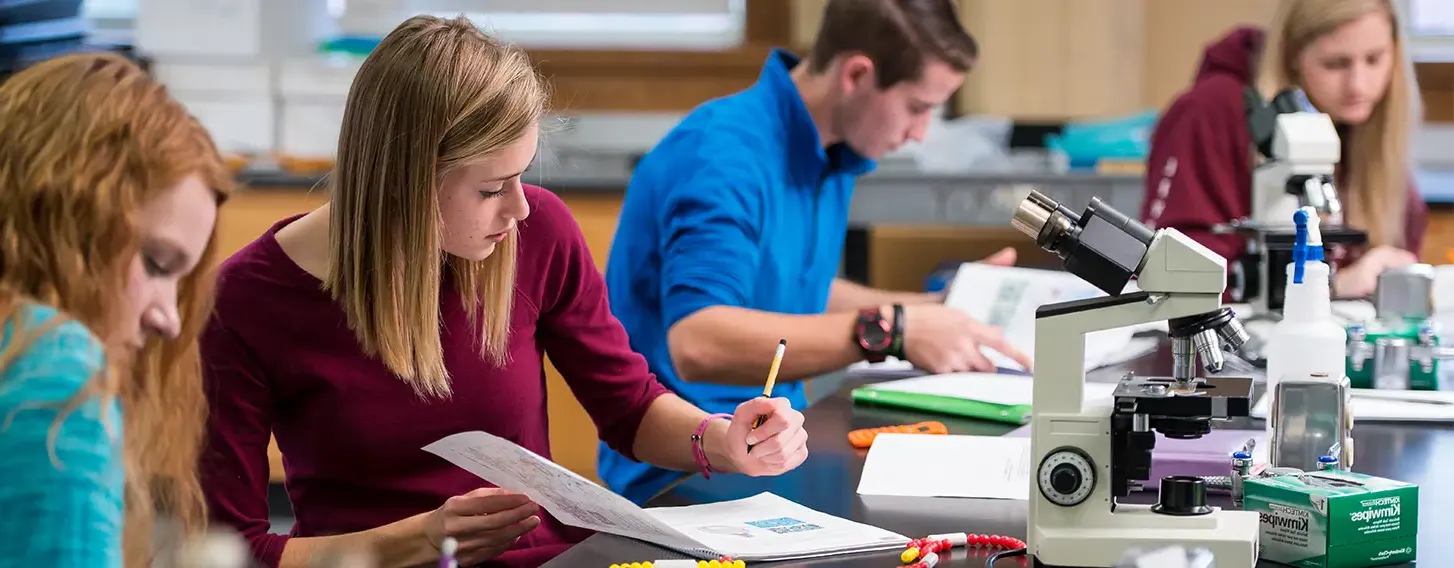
[887, 303, 906, 359]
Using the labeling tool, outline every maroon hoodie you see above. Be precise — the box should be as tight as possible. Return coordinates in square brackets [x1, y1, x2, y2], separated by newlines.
[1140, 26, 1428, 268]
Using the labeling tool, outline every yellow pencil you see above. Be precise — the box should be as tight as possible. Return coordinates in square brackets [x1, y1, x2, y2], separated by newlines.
[748, 339, 787, 449]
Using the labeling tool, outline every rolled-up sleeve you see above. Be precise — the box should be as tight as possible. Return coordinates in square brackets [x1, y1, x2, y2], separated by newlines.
[659, 155, 767, 329]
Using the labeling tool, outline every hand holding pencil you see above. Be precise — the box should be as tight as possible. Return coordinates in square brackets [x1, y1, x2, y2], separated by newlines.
[721, 338, 809, 477]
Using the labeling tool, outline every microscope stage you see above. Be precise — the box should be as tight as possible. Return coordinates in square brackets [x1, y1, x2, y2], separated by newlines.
[1111, 375, 1255, 420]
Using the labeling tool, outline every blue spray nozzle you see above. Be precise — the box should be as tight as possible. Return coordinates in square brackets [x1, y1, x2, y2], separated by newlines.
[1293, 209, 1309, 284]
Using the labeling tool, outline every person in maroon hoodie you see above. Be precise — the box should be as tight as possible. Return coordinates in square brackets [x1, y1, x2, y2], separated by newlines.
[198, 15, 810, 568]
[1142, 0, 1427, 299]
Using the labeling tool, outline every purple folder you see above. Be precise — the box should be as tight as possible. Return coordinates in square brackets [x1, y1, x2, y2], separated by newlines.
[1007, 426, 1264, 491]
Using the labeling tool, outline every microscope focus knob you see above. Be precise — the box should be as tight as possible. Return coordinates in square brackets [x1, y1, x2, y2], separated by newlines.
[1037, 448, 1096, 507]
[1050, 464, 1081, 494]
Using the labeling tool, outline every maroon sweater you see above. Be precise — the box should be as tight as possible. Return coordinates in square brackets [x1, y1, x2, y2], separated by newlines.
[199, 185, 670, 568]
[1141, 26, 1428, 267]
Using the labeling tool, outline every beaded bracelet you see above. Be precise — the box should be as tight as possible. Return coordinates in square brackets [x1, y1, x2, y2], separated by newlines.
[691, 413, 733, 478]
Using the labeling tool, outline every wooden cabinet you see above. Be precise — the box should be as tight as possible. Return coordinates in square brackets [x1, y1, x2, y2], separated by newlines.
[957, 0, 1146, 121]
[791, 0, 1279, 121]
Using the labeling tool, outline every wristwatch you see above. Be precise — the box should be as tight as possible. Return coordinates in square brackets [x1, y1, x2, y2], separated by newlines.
[855, 304, 905, 363]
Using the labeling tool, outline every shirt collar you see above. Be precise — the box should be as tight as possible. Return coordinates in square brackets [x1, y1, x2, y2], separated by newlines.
[751, 48, 876, 183]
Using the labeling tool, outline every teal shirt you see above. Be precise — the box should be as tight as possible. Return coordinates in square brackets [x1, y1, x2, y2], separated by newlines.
[0, 304, 120, 567]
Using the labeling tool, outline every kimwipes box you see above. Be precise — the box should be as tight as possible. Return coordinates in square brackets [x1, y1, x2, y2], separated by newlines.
[1244, 470, 1417, 568]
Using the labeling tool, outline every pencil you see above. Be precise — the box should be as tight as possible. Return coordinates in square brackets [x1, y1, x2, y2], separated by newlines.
[748, 339, 787, 450]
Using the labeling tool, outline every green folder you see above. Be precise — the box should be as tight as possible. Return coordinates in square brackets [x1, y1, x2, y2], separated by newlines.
[850, 386, 1031, 425]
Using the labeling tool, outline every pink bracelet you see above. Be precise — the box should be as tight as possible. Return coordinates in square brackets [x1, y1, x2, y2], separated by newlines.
[691, 413, 733, 478]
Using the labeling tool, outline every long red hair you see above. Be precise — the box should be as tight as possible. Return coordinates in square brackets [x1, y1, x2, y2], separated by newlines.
[0, 52, 232, 565]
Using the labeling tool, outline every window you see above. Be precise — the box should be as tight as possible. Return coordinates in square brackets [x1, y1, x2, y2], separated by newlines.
[85, 0, 746, 51]
[1409, 0, 1454, 36]
[1402, 0, 1454, 61]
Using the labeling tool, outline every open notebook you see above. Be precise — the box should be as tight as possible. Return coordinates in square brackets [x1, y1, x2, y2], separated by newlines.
[423, 431, 909, 561]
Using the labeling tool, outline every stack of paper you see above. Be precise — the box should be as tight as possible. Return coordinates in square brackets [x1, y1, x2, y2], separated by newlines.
[424, 432, 910, 562]
[850, 372, 1119, 425]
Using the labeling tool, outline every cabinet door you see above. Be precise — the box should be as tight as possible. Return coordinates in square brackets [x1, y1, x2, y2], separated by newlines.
[1141, 1, 1277, 110]
[957, 0, 1146, 121]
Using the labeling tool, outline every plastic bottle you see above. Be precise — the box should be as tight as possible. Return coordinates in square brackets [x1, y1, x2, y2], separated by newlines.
[1263, 207, 1347, 441]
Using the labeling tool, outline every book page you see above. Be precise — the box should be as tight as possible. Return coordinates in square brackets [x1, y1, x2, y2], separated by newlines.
[422, 432, 702, 552]
[645, 493, 909, 561]
[945, 263, 1142, 371]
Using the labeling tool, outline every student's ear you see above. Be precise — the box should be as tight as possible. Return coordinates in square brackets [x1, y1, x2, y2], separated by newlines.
[838, 54, 876, 95]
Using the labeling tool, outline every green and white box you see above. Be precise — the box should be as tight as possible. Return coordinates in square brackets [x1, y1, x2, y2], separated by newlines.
[1245, 470, 1417, 568]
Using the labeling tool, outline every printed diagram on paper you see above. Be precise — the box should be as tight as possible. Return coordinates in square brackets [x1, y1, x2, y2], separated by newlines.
[646, 493, 906, 559]
[946, 263, 1145, 371]
[425, 432, 910, 561]
[422, 431, 695, 548]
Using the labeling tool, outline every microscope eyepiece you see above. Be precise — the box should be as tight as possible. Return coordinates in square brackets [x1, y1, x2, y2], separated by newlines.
[1011, 190, 1076, 249]
[1010, 190, 1156, 296]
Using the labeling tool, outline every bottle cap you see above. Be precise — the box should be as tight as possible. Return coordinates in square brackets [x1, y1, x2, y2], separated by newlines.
[1293, 208, 1309, 284]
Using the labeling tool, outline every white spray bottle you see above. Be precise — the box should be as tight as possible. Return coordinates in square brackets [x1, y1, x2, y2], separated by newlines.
[1263, 207, 1352, 469]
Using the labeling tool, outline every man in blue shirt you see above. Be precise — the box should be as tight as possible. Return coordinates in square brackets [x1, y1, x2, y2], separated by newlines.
[599, 0, 1034, 504]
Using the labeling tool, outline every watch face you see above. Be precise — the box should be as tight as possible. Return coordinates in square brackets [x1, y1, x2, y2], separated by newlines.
[859, 321, 890, 350]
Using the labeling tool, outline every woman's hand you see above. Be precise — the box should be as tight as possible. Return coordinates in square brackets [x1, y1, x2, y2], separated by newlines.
[720, 397, 808, 476]
[422, 488, 541, 565]
[1333, 246, 1418, 299]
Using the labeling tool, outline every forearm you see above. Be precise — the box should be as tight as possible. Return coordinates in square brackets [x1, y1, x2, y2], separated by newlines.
[827, 278, 940, 312]
[631, 394, 736, 473]
[278, 515, 433, 568]
[667, 306, 864, 385]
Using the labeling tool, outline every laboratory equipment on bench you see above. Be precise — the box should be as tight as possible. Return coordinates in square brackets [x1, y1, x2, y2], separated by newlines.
[1010, 190, 1260, 568]
[1263, 208, 1345, 395]
[1266, 371, 1353, 472]
[1221, 87, 1367, 327]
[1347, 264, 1453, 390]
[1261, 207, 1352, 473]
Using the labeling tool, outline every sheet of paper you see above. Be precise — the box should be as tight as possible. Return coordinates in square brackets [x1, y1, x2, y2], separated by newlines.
[944, 263, 1142, 371]
[864, 372, 1119, 407]
[845, 356, 920, 379]
[422, 432, 700, 551]
[857, 434, 1031, 499]
[1250, 389, 1454, 423]
[645, 492, 909, 561]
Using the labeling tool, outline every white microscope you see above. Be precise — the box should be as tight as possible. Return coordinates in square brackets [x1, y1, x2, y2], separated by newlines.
[1010, 190, 1261, 568]
[1230, 87, 1364, 320]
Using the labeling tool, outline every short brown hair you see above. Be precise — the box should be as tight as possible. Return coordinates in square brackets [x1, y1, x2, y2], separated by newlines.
[807, 0, 977, 89]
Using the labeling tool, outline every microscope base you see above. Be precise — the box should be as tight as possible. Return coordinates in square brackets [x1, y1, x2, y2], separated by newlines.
[1030, 504, 1260, 568]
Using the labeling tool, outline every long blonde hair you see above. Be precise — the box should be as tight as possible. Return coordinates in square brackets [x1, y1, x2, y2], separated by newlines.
[326, 14, 546, 398]
[0, 52, 232, 566]
[1260, 0, 1422, 248]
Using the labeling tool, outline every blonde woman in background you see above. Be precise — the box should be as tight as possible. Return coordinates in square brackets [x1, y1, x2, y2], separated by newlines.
[1141, 0, 1426, 299]
[199, 15, 809, 568]
[0, 52, 232, 566]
